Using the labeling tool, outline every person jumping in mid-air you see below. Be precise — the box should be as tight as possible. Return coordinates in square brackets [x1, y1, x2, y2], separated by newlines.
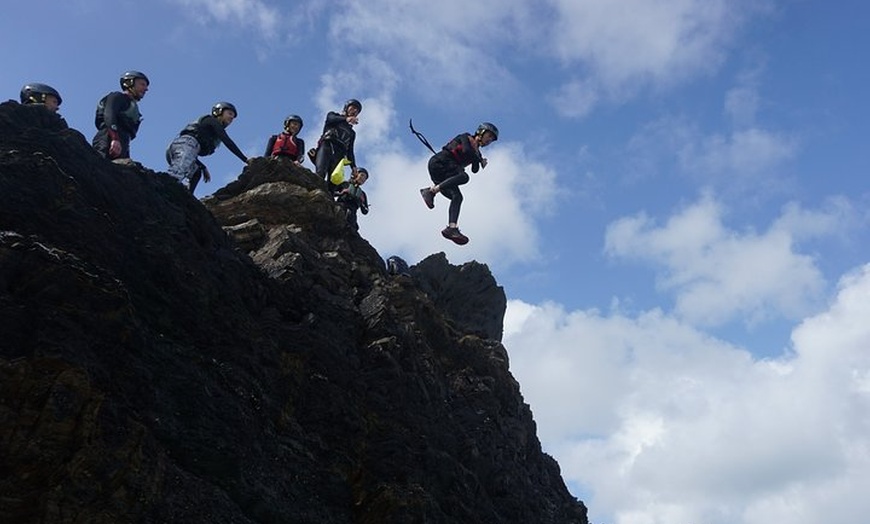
[418, 122, 498, 245]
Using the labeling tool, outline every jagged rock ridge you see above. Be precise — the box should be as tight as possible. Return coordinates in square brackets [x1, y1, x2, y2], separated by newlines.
[0, 101, 588, 523]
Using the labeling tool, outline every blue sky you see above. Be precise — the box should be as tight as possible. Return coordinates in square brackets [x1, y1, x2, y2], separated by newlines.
[4, 1, 870, 523]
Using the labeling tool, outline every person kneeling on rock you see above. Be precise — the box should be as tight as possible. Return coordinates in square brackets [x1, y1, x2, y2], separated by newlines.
[166, 102, 251, 194]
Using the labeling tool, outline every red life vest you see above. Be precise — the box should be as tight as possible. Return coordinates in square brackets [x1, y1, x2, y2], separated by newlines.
[271, 133, 299, 158]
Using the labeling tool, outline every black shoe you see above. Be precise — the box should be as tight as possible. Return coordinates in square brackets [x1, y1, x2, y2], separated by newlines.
[441, 227, 469, 245]
[420, 188, 435, 209]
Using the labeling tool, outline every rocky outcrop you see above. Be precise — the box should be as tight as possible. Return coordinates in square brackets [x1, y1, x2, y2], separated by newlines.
[0, 101, 588, 524]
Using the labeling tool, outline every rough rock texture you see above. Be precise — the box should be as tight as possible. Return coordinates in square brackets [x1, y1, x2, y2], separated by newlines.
[0, 101, 588, 524]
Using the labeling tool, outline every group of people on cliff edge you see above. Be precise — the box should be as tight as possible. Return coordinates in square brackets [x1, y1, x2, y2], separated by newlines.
[18, 75, 498, 245]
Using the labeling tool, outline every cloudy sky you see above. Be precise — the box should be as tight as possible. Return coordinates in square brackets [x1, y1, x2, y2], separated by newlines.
[3, 1, 869, 522]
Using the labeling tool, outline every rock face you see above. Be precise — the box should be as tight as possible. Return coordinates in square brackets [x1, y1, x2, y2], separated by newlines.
[0, 101, 588, 524]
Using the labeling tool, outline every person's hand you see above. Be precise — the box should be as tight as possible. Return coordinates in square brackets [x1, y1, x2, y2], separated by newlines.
[201, 165, 211, 183]
[346, 115, 359, 125]
[480, 157, 488, 169]
[108, 139, 121, 158]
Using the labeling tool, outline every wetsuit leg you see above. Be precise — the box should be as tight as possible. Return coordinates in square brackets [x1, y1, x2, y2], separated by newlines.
[436, 171, 469, 224]
[315, 142, 337, 181]
[92, 129, 109, 158]
[316, 141, 345, 193]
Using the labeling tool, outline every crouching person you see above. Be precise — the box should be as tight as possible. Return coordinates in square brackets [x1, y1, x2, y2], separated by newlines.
[335, 167, 369, 231]
[166, 102, 250, 193]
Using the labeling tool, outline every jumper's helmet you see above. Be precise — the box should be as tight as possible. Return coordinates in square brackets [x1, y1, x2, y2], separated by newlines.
[476, 122, 499, 141]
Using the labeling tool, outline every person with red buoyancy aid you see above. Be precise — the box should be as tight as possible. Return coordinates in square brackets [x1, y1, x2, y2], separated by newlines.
[265, 114, 306, 164]
[419, 122, 498, 245]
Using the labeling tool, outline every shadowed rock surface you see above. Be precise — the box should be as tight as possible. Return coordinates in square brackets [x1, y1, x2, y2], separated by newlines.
[0, 101, 588, 524]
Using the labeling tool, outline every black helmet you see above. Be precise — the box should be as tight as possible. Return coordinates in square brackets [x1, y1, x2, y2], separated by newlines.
[212, 102, 238, 118]
[120, 70, 150, 91]
[476, 122, 499, 141]
[356, 167, 369, 177]
[20, 83, 62, 106]
[344, 98, 362, 113]
[284, 114, 303, 131]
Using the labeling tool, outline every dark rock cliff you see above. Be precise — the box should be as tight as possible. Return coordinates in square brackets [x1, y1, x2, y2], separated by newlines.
[0, 101, 588, 524]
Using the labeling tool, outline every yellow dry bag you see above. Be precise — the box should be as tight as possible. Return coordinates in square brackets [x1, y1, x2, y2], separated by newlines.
[330, 157, 350, 185]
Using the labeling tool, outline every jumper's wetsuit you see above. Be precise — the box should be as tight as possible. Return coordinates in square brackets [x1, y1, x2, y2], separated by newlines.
[92, 91, 142, 159]
[315, 111, 357, 192]
[165, 114, 248, 192]
[428, 133, 482, 224]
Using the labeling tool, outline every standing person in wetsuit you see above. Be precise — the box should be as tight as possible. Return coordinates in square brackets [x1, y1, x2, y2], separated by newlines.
[314, 98, 361, 194]
[265, 114, 306, 164]
[419, 122, 498, 245]
[20, 83, 62, 113]
[92, 70, 149, 162]
[165, 102, 251, 193]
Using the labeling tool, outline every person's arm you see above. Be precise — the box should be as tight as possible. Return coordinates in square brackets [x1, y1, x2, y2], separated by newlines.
[210, 118, 248, 162]
[360, 190, 369, 214]
[101, 93, 127, 133]
[458, 134, 480, 173]
[102, 93, 128, 157]
[295, 137, 306, 163]
[265, 135, 277, 156]
[346, 131, 356, 168]
[324, 111, 346, 127]
[196, 160, 211, 183]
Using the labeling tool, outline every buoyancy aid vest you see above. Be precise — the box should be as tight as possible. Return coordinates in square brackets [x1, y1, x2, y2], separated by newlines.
[271, 132, 299, 158]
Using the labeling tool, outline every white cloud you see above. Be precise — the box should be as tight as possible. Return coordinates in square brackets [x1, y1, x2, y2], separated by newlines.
[604, 195, 835, 327]
[550, 0, 766, 85]
[504, 263, 870, 524]
[169, 0, 283, 39]
[678, 127, 797, 180]
[546, 0, 773, 114]
[725, 85, 761, 128]
[325, 0, 529, 102]
[620, 110, 796, 195]
[547, 79, 601, 119]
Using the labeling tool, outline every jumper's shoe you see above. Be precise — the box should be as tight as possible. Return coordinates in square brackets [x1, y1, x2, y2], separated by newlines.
[420, 188, 435, 209]
[441, 226, 469, 245]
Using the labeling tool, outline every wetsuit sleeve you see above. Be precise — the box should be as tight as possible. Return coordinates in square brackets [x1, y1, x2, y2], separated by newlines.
[103, 92, 129, 138]
[346, 132, 356, 168]
[210, 119, 248, 162]
[458, 134, 481, 173]
[324, 111, 346, 127]
[296, 137, 306, 162]
[265, 135, 277, 156]
[360, 190, 369, 214]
